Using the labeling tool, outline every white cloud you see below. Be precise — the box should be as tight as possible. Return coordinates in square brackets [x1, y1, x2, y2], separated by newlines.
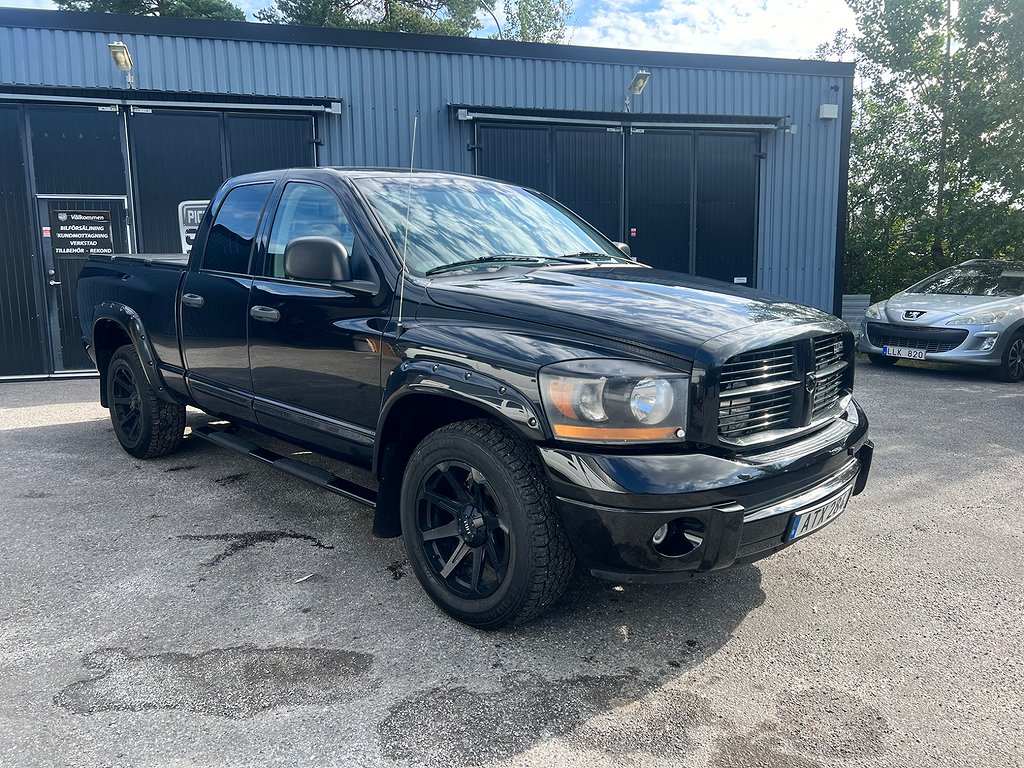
[0, 0, 57, 7]
[569, 0, 856, 59]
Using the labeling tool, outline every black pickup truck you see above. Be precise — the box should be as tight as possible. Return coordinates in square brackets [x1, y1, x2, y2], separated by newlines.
[77, 168, 873, 628]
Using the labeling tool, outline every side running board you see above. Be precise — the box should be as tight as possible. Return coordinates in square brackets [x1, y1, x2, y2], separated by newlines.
[191, 425, 377, 508]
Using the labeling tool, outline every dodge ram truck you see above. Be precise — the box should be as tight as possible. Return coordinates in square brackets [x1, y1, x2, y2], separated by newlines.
[77, 168, 873, 628]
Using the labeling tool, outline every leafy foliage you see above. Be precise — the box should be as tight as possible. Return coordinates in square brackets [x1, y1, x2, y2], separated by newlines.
[499, 0, 573, 42]
[823, 0, 1024, 300]
[57, 0, 246, 21]
[254, 0, 570, 40]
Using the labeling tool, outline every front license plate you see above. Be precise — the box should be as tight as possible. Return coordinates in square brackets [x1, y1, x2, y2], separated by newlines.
[882, 345, 925, 360]
[787, 486, 854, 541]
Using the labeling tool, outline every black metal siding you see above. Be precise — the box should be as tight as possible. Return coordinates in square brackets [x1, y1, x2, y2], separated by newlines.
[27, 105, 126, 195]
[0, 105, 47, 376]
[552, 127, 622, 240]
[130, 109, 225, 253]
[225, 114, 314, 176]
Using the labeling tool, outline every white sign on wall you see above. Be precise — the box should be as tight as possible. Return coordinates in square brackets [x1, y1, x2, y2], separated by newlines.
[178, 200, 209, 254]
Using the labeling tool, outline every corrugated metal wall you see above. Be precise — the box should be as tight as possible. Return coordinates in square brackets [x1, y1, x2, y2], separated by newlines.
[0, 11, 851, 311]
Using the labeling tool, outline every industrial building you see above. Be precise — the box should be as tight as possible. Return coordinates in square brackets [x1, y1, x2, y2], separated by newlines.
[0, 8, 853, 378]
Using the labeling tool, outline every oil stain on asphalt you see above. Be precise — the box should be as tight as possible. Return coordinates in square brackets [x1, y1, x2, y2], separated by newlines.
[177, 530, 333, 567]
[55, 646, 373, 718]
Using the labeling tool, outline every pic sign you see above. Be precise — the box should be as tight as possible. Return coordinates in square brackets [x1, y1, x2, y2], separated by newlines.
[49, 210, 113, 256]
[178, 200, 209, 254]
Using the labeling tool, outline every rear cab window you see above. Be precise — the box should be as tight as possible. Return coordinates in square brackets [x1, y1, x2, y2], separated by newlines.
[202, 183, 273, 274]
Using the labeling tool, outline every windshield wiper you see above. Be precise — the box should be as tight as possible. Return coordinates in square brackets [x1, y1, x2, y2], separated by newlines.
[558, 251, 625, 262]
[425, 255, 573, 277]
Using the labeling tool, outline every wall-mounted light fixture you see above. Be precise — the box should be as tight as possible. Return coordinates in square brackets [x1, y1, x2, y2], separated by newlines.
[107, 41, 135, 89]
[625, 69, 651, 113]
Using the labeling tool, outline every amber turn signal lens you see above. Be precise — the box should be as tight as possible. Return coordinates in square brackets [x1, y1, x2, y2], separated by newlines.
[551, 424, 680, 441]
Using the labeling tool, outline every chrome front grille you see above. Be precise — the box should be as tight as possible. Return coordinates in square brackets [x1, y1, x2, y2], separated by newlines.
[717, 334, 852, 444]
[812, 334, 846, 417]
[718, 342, 798, 440]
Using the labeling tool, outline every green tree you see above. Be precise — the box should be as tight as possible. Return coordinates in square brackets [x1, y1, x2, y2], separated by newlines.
[494, 0, 573, 42]
[255, 0, 570, 40]
[57, 0, 246, 21]
[823, 1, 1024, 300]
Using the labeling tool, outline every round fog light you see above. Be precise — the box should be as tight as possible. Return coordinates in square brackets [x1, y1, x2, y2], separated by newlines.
[652, 524, 669, 545]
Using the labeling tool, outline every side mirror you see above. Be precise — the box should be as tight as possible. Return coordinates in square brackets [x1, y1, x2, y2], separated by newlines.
[284, 236, 351, 282]
[612, 241, 633, 260]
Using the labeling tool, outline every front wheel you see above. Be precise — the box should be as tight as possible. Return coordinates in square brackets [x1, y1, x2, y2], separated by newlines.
[867, 353, 899, 367]
[107, 344, 186, 458]
[994, 334, 1024, 382]
[400, 419, 575, 628]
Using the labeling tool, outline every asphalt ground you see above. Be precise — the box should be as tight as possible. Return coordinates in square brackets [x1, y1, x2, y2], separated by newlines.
[0, 362, 1022, 768]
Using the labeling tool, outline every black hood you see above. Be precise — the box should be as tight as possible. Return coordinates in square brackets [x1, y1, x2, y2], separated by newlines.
[424, 266, 841, 363]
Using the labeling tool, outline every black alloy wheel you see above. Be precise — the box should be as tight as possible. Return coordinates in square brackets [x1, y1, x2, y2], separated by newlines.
[110, 360, 143, 445]
[399, 419, 575, 628]
[415, 460, 510, 599]
[106, 344, 186, 458]
[995, 334, 1024, 382]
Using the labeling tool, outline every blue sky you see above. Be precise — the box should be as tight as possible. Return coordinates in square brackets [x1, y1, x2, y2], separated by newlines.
[0, 0, 856, 59]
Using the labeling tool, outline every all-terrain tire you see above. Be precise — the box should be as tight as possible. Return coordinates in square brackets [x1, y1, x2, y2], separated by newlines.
[106, 344, 186, 458]
[400, 419, 575, 629]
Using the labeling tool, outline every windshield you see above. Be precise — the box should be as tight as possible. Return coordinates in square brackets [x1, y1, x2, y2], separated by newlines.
[354, 175, 628, 276]
[908, 263, 1024, 297]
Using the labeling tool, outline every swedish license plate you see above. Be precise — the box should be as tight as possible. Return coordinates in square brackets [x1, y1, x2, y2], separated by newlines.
[787, 486, 854, 541]
[882, 345, 925, 360]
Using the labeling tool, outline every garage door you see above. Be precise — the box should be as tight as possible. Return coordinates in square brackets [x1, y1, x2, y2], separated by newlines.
[477, 122, 759, 286]
[476, 124, 622, 241]
[130, 109, 315, 253]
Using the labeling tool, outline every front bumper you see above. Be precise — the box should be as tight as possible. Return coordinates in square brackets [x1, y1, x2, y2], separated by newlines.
[858, 320, 1004, 366]
[540, 400, 872, 582]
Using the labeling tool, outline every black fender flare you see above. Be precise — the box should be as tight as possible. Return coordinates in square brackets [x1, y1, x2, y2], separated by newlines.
[372, 359, 546, 476]
[93, 302, 177, 404]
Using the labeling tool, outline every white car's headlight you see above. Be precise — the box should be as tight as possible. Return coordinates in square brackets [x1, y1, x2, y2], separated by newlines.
[864, 301, 887, 319]
[946, 310, 1010, 325]
[539, 359, 689, 443]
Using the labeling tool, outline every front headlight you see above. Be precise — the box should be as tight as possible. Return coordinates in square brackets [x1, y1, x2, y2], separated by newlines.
[539, 359, 689, 443]
[864, 301, 887, 319]
[946, 310, 1010, 325]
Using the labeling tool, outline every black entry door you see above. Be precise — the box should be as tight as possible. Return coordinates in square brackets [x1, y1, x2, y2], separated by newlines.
[37, 197, 129, 371]
[693, 132, 759, 286]
[626, 129, 693, 272]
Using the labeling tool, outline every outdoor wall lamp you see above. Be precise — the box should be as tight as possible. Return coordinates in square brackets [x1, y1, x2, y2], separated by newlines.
[625, 69, 651, 112]
[107, 41, 135, 88]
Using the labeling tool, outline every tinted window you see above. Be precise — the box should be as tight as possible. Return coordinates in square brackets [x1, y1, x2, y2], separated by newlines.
[266, 183, 355, 280]
[909, 263, 1024, 297]
[354, 176, 628, 275]
[202, 183, 272, 274]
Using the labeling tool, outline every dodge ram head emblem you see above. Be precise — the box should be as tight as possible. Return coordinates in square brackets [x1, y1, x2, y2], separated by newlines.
[805, 372, 818, 394]
[903, 310, 927, 320]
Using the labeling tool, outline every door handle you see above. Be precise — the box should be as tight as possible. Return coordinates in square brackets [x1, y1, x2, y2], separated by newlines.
[48, 280, 62, 287]
[250, 305, 281, 323]
[181, 293, 205, 308]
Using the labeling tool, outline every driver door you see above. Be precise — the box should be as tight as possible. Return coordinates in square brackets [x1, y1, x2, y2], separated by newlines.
[247, 179, 392, 464]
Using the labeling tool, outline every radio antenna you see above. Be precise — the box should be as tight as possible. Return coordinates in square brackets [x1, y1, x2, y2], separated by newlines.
[396, 115, 418, 335]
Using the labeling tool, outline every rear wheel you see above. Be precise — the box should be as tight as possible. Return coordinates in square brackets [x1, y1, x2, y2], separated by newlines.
[994, 334, 1024, 382]
[867, 353, 898, 367]
[400, 419, 575, 628]
[107, 344, 186, 458]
